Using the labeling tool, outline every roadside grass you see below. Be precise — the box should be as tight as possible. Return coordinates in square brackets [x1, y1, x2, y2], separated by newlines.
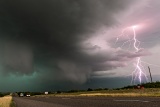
[78, 88, 160, 97]
[35, 88, 160, 97]
[0, 96, 15, 107]
[79, 88, 160, 97]
[10, 98, 15, 107]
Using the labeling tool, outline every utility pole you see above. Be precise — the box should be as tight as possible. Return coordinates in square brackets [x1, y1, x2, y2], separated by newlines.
[148, 66, 152, 83]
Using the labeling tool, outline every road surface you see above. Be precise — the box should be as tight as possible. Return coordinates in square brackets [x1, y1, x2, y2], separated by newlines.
[13, 96, 160, 107]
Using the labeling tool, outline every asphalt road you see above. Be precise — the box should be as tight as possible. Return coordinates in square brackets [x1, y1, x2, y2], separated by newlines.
[13, 96, 160, 107]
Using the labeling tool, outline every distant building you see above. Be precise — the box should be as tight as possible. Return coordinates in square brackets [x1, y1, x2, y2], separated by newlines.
[44, 92, 48, 95]
[20, 93, 24, 97]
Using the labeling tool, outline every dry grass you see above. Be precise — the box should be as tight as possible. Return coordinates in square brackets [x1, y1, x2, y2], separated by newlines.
[35, 88, 160, 97]
[78, 88, 160, 97]
[0, 96, 12, 107]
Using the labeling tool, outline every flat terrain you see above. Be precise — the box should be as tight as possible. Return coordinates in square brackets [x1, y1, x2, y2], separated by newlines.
[14, 96, 160, 107]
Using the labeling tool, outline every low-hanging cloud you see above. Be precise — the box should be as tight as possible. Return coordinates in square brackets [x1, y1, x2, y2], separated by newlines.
[0, 0, 150, 83]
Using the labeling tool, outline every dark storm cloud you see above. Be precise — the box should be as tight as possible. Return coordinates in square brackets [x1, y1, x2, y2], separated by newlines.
[0, 0, 145, 83]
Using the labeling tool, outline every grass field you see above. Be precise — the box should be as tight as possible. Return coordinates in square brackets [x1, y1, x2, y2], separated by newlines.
[78, 88, 160, 97]
[35, 88, 160, 97]
[0, 96, 13, 107]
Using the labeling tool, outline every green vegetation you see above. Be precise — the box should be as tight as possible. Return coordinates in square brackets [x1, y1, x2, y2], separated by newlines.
[34, 82, 160, 97]
[16, 92, 44, 96]
[0, 93, 4, 97]
[12, 82, 160, 97]
[10, 99, 15, 107]
[0, 93, 10, 97]
[122, 81, 160, 89]
[48, 88, 160, 97]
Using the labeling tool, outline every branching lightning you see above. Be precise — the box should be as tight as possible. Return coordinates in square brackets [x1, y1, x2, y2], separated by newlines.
[115, 25, 148, 84]
[132, 26, 145, 84]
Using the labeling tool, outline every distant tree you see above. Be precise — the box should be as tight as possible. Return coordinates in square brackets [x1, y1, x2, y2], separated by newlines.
[104, 88, 109, 90]
[120, 81, 160, 89]
[68, 90, 79, 93]
[0, 93, 4, 97]
[30, 92, 43, 96]
[87, 88, 93, 91]
[94, 88, 103, 91]
[57, 91, 61, 93]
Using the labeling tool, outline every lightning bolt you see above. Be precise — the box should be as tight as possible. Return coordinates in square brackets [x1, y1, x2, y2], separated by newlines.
[132, 26, 144, 84]
[115, 25, 148, 84]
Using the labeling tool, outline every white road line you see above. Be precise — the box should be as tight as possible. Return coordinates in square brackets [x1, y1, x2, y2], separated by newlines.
[142, 101, 150, 102]
[114, 100, 140, 102]
[62, 98, 71, 99]
[114, 100, 150, 102]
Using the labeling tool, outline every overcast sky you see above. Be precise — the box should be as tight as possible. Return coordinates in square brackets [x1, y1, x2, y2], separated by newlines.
[0, 0, 160, 92]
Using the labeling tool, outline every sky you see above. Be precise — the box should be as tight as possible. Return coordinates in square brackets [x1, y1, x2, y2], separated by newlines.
[0, 0, 160, 92]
